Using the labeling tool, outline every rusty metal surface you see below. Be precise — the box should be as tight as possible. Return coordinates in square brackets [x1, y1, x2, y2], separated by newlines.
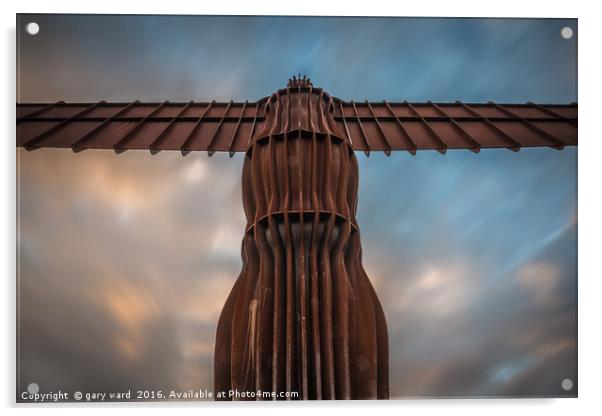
[216, 131, 387, 401]
[213, 78, 388, 400]
[16, 94, 577, 155]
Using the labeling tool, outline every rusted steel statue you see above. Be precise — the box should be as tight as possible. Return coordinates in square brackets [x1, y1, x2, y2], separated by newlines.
[17, 75, 578, 400]
[214, 77, 388, 400]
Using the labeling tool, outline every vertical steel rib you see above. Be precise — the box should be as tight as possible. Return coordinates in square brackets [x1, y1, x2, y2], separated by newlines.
[316, 90, 327, 133]
[244, 146, 261, 391]
[297, 83, 302, 130]
[321, 135, 337, 398]
[296, 129, 309, 398]
[307, 86, 315, 131]
[332, 139, 351, 399]
[267, 134, 284, 395]
[270, 91, 282, 137]
[282, 131, 295, 397]
[284, 88, 291, 133]
[309, 131, 322, 398]
[249, 140, 269, 393]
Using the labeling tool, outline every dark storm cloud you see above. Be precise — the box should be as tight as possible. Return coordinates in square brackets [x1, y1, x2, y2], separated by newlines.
[17, 15, 576, 399]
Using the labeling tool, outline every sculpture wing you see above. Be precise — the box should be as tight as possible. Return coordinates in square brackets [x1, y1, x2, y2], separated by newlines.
[335, 100, 577, 155]
[17, 99, 576, 155]
[17, 100, 267, 156]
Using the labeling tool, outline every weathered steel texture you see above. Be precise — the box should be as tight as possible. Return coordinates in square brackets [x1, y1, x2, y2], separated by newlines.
[16, 99, 577, 155]
[215, 81, 388, 399]
[335, 100, 577, 154]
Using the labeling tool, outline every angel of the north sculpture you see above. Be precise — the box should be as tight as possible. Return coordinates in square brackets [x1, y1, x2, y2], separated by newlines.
[17, 75, 578, 400]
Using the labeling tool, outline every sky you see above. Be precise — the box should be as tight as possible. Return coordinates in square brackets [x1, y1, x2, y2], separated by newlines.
[16, 14, 577, 399]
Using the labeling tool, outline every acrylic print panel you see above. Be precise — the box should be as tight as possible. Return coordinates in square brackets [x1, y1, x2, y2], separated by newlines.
[16, 14, 577, 402]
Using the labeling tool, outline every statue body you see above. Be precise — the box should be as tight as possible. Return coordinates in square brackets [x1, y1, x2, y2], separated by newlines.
[215, 79, 389, 400]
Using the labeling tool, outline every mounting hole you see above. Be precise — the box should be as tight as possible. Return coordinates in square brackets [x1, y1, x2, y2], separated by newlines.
[560, 27, 573, 39]
[25, 22, 40, 36]
[27, 382, 40, 394]
[561, 378, 574, 391]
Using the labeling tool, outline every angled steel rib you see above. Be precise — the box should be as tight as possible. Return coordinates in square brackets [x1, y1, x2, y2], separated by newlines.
[428, 101, 481, 153]
[149, 100, 194, 154]
[23, 101, 106, 150]
[113, 100, 169, 154]
[382, 100, 418, 155]
[227, 100, 248, 157]
[489, 102, 566, 150]
[457, 101, 522, 152]
[17, 101, 64, 122]
[207, 100, 233, 157]
[338, 101, 353, 147]
[181, 100, 215, 156]
[405, 101, 447, 154]
[526, 101, 577, 127]
[350, 100, 372, 156]
[71, 101, 140, 152]
[365, 101, 392, 156]
[246, 101, 263, 147]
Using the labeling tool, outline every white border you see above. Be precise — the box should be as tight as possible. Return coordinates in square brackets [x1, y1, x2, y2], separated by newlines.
[3, 1, 601, 415]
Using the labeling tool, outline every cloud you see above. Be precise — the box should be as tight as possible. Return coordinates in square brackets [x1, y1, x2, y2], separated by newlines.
[515, 262, 561, 307]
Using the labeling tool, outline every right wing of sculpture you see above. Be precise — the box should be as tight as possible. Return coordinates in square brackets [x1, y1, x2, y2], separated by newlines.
[335, 100, 577, 155]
